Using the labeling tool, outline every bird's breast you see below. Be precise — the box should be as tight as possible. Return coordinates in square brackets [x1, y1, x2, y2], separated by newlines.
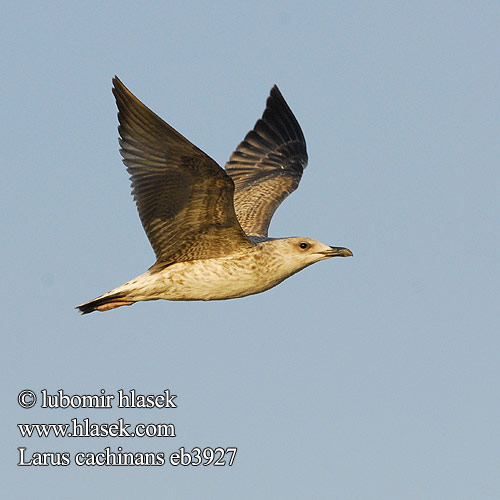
[147, 249, 289, 301]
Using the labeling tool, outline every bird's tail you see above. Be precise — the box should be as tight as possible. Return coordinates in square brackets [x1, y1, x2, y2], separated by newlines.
[76, 293, 135, 315]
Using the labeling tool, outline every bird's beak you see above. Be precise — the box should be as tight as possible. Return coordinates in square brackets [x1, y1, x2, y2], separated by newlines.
[320, 246, 353, 258]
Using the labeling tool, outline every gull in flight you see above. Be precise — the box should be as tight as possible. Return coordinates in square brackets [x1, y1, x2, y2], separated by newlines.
[77, 78, 352, 314]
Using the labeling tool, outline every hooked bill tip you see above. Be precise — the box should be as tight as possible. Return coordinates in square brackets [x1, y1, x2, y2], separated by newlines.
[328, 246, 353, 257]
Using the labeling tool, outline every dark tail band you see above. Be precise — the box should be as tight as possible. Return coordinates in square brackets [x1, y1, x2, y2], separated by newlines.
[76, 293, 127, 315]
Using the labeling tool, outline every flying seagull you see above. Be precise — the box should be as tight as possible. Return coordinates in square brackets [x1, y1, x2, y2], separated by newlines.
[76, 77, 352, 314]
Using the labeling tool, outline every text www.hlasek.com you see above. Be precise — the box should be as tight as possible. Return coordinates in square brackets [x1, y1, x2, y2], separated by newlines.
[18, 418, 174, 438]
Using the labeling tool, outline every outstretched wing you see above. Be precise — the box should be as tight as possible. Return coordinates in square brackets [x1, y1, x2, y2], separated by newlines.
[112, 77, 253, 266]
[225, 86, 308, 237]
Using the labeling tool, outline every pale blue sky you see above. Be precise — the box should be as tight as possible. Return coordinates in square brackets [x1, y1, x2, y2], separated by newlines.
[2, 2, 499, 499]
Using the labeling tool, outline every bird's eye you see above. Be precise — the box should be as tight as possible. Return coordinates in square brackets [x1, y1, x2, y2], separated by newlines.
[299, 242, 309, 249]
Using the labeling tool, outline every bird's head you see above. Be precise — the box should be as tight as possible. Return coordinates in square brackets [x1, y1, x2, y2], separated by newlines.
[264, 237, 353, 275]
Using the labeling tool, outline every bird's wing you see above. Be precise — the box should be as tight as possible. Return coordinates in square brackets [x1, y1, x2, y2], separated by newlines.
[112, 77, 253, 266]
[225, 85, 308, 237]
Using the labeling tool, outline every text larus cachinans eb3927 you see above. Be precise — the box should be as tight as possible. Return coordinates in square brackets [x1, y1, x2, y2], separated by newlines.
[76, 78, 352, 314]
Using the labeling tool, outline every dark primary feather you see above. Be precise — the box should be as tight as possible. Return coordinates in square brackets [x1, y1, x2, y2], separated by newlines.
[112, 77, 253, 266]
[225, 85, 308, 237]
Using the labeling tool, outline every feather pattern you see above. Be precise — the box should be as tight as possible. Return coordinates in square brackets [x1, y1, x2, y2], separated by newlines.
[112, 77, 253, 266]
[225, 85, 308, 237]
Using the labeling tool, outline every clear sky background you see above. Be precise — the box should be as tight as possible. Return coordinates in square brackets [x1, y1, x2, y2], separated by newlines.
[2, 2, 499, 499]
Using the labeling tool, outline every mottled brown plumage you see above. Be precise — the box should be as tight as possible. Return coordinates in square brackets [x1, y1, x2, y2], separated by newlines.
[113, 77, 253, 266]
[226, 85, 308, 237]
[76, 78, 352, 314]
